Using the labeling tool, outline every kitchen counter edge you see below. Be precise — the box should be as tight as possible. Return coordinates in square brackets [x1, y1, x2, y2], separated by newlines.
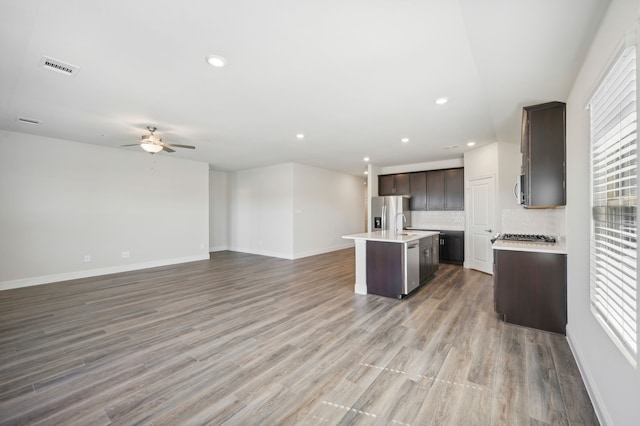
[492, 240, 567, 254]
[342, 230, 440, 244]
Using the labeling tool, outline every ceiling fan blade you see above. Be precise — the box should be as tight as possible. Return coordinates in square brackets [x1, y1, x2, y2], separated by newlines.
[121, 144, 141, 147]
[164, 143, 196, 149]
[162, 146, 176, 153]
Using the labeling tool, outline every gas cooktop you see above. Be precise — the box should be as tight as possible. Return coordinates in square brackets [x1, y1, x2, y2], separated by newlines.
[496, 233, 557, 243]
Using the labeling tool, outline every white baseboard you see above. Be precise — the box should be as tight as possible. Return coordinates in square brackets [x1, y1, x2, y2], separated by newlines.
[227, 246, 294, 259]
[209, 245, 229, 252]
[292, 242, 355, 260]
[226, 243, 355, 261]
[566, 324, 611, 426]
[0, 254, 210, 291]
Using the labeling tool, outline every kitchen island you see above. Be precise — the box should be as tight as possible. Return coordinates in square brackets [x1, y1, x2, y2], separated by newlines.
[342, 230, 439, 297]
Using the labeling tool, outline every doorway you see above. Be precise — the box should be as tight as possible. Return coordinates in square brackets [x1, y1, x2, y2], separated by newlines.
[467, 176, 495, 274]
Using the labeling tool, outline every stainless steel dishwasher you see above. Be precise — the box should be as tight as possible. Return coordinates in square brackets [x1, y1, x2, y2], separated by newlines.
[404, 241, 420, 295]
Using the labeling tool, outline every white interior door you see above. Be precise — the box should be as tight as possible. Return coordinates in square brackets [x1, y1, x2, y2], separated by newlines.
[468, 176, 495, 274]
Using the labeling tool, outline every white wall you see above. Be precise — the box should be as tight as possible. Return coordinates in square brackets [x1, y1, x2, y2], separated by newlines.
[209, 170, 228, 251]
[0, 130, 210, 290]
[228, 163, 294, 258]
[464, 143, 499, 182]
[228, 163, 363, 259]
[565, 1, 640, 424]
[292, 164, 364, 258]
[367, 164, 381, 231]
[497, 142, 521, 215]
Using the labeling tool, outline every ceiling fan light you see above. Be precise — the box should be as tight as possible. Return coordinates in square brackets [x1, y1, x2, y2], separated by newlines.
[141, 143, 163, 153]
[142, 134, 161, 144]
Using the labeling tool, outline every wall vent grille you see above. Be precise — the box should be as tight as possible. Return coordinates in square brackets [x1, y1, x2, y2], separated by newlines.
[18, 117, 41, 125]
[39, 55, 80, 76]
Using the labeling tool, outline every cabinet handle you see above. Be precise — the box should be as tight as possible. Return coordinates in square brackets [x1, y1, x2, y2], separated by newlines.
[484, 229, 492, 233]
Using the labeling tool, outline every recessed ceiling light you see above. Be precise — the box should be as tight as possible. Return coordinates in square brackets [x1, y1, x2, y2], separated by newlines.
[401, 138, 410, 143]
[467, 141, 476, 147]
[296, 133, 305, 140]
[205, 55, 227, 68]
[435, 97, 449, 105]
[364, 170, 369, 175]
[363, 157, 370, 162]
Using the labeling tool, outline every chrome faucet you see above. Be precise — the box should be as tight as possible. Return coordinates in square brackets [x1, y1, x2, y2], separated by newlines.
[395, 212, 406, 233]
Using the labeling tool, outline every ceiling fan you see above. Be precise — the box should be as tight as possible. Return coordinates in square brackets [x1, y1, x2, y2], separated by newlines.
[122, 126, 196, 154]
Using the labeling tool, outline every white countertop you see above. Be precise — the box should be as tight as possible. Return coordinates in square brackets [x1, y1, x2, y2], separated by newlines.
[342, 230, 439, 243]
[492, 240, 567, 254]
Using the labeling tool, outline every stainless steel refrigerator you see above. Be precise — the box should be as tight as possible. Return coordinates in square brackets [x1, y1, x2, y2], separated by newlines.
[371, 196, 411, 232]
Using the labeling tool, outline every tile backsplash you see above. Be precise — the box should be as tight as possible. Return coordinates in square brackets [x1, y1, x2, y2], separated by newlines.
[501, 208, 566, 240]
[409, 208, 566, 239]
[410, 210, 465, 230]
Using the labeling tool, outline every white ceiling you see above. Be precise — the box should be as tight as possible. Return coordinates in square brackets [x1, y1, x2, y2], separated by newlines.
[0, 0, 608, 176]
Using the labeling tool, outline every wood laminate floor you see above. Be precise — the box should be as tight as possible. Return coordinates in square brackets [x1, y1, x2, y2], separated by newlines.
[0, 249, 598, 425]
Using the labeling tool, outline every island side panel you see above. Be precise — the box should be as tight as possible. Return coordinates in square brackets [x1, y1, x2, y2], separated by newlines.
[366, 241, 403, 299]
[353, 239, 368, 295]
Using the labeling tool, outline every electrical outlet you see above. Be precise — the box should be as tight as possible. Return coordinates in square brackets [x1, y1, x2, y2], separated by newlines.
[84, 254, 91, 263]
[122, 251, 130, 258]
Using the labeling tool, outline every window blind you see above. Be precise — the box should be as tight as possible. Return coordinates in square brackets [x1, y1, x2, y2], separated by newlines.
[590, 44, 638, 365]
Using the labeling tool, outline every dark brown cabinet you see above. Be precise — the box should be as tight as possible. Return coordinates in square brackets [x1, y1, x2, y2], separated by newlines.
[409, 172, 427, 210]
[380, 168, 463, 210]
[425, 168, 464, 211]
[419, 235, 438, 283]
[426, 170, 445, 210]
[366, 241, 404, 298]
[439, 231, 464, 264]
[379, 173, 410, 196]
[444, 168, 464, 210]
[493, 249, 567, 334]
[521, 101, 566, 207]
[366, 237, 438, 299]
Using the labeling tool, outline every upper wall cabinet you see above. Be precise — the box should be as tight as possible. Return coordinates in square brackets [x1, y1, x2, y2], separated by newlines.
[425, 168, 464, 211]
[379, 173, 410, 195]
[444, 168, 464, 210]
[521, 101, 566, 208]
[409, 172, 427, 210]
[426, 170, 445, 210]
[380, 168, 464, 211]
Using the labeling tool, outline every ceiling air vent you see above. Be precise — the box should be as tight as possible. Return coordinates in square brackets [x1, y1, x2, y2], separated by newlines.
[39, 55, 80, 76]
[18, 117, 41, 125]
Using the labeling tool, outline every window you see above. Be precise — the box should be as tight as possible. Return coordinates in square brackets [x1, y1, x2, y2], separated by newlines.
[590, 44, 638, 366]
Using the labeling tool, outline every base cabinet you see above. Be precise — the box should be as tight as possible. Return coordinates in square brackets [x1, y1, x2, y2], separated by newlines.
[419, 236, 439, 283]
[366, 241, 403, 298]
[493, 249, 567, 334]
[439, 231, 464, 265]
[366, 238, 438, 299]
